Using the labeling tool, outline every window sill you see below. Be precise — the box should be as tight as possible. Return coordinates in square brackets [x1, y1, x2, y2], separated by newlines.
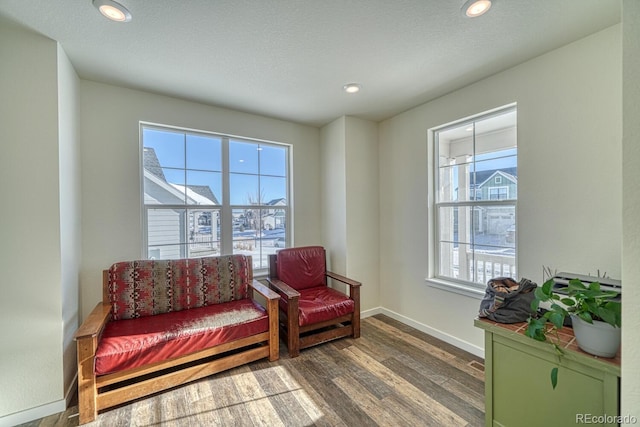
[425, 278, 485, 300]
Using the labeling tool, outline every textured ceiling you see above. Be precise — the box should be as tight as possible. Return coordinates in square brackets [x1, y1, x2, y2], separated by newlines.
[0, 0, 621, 126]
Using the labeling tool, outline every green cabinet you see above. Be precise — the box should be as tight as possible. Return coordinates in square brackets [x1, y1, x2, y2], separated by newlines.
[475, 319, 620, 427]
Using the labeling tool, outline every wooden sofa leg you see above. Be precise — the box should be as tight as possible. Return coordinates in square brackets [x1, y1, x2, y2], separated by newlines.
[77, 337, 98, 424]
[351, 286, 361, 339]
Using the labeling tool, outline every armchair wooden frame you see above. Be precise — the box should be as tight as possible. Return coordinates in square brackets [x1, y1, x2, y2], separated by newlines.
[74, 262, 280, 425]
[267, 253, 361, 357]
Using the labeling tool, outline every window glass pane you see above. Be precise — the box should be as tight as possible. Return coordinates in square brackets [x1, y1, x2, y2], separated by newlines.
[143, 169, 185, 205]
[478, 205, 516, 247]
[261, 176, 287, 202]
[439, 206, 472, 246]
[186, 134, 221, 171]
[188, 209, 220, 257]
[438, 164, 476, 202]
[230, 140, 259, 174]
[185, 170, 222, 205]
[474, 110, 517, 153]
[231, 208, 287, 270]
[230, 173, 259, 205]
[475, 155, 517, 201]
[143, 128, 185, 169]
[232, 208, 259, 254]
[147, 208, 186, 259]
[259, 145, 287, 177]
[439, 242, 475, 282]
[437, 123, 473, 168]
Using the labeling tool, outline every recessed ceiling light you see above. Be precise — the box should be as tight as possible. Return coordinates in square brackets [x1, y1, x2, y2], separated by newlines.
[462, 0, 492, 18]
[343, 83, 361, 94]
[93, 0, 132, 22]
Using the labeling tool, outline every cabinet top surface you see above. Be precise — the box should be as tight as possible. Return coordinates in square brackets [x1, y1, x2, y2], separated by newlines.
[475, 318, 621, 371]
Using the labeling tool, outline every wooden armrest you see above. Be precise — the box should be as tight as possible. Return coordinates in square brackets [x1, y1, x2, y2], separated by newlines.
[74, 302, 112, 340]
[326, 271, 362, 288]
[267, 278, 300, 300]
[250, 279, 280, 301]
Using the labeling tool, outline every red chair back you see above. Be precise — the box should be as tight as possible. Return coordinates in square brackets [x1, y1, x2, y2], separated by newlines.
[276, 246, 327, 291]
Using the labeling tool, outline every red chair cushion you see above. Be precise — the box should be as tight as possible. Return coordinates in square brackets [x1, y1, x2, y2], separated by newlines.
[282, 286, 354, 327]
[276, 246, 326, 291]
[95, 299, 268, 375]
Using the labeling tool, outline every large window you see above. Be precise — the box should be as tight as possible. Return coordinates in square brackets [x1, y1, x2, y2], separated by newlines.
[432, 105, 517, 291]
[141, 123, 290, 271]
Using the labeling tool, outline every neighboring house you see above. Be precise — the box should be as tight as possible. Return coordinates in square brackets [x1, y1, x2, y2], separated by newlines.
[262, 198, 287, 230]
[474, 168, 517, 201]
[471, 168, 517, 236]
[143, 148, 220, 259]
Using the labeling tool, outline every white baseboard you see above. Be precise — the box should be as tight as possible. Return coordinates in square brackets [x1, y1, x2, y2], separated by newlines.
[65, 373, 78, 408]
[0, 375, 77, 427]
[367, 307, 484, 358]
[0, 400, 66, 427]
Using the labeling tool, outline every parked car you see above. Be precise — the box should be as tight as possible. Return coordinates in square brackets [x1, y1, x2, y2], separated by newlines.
[274, 237, 286, 248]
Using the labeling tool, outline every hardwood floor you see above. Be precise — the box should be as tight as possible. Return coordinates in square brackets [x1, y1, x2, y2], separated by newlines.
[20, 314, 484, 427]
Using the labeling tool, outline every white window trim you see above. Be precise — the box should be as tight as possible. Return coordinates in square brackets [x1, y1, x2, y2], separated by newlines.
[426, 104, 517, 296]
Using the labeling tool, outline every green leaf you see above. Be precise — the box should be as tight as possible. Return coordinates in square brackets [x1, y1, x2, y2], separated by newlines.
[578, 312, 593, 324]
[548, 311, 565, 329]
[530, 298, 540, 312]
[525, 318, 547, 341]
[535, 287, 550, 301]
[568, 279, 587, 291]
[540, 279, 555, 297]
[598, 309, 615, 326]
[560, 298, 575, 306]
[551, 367, 558, 390]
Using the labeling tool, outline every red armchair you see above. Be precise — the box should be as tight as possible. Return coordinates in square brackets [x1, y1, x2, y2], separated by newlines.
[267, 246, 361, 357]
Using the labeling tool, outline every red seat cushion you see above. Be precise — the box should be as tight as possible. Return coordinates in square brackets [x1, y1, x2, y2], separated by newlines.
[276, 246, 326, 291]
[95, 299, 268, 375]
[282, 286, 354, 327]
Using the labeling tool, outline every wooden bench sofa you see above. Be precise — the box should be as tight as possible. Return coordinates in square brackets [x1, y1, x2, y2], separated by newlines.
[74, 254, 279, 424]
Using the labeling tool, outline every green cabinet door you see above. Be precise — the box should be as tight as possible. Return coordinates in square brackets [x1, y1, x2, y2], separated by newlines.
[476, 319, 620, 427]
[493, 340, 604, 426]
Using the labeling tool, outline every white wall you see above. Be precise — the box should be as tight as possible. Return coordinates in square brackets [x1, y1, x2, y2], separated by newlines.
[79, 82, 322, 318]
[320, 116, 380, 311]
[621, 0, 640, 420]
[320, 117, 348, 273]
[379, 25, 622, 354]
[345, 117, 380, 311]
[0, 18, 65, 421]
[57, 44, 81, 405]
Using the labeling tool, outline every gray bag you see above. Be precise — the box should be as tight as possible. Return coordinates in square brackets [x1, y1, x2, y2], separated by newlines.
[478, 277, 537, 323]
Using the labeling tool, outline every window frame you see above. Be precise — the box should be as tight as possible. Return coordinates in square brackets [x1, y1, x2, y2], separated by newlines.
[140, 122, 292, 273]
[427, 105, 517, 297]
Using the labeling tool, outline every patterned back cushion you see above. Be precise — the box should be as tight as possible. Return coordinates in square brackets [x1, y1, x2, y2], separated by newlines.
[108, 255, 251, 320]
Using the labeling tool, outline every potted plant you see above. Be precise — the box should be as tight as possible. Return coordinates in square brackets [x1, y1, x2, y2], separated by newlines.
[525, 277, 621, 388]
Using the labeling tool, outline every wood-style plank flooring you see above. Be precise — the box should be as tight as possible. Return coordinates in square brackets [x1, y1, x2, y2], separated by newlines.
[20, 314, 485, 427]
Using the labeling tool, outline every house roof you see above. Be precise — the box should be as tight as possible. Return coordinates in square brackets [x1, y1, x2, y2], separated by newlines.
[474, 168, 518, 187]
[143, 148, 166, 182]
[144, 146, 220, 205]
[267, 198, 286, 206]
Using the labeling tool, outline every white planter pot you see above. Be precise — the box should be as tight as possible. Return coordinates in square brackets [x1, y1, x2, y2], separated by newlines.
[570, 314, 621, 358]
